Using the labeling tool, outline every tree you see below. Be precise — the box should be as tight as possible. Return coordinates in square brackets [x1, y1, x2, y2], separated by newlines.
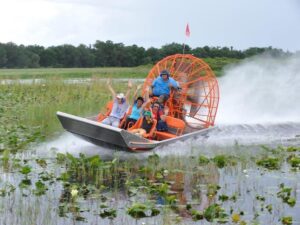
[125, 45, 146, 66]
[27, 53, 40, 68]
[40, 47, 58, 67]
[77, 44, 95, 67]
[4, 42, 21, 68]
[94, 40, 114, 66]
[0, 44, 7, 67]
[0, 41, 293, 68]
[55, 45, 80, 67]
[160, 43, 189, 58]
[145, 47, 161, 64]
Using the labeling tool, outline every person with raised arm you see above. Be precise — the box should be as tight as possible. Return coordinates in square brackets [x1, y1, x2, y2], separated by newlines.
[122, 84, 149, 129]
[101, 79, 132, 127]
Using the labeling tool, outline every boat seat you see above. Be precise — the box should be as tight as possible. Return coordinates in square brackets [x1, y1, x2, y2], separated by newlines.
[155, 116, 186, 140]
[97, 101, 113, 122]
[128, 117, 157, 139]
[155, 131, 177, 140]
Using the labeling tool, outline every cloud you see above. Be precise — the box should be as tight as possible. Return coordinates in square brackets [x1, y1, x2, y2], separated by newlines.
[0, 0, 299, 51]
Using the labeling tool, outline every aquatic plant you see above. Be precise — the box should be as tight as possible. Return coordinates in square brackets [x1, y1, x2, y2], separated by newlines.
[266, 204, 273, 213]
[99, 208, 117, 219]
[198, 155, 210, 165]
[256, 157, 281, 170]
[277, 183, 296, 207]
[204, 203, 228, 223]
[286, 146, 300, 152]
[212, 154, 237, 168]
[231, 213, 241, 223]
[256, 195, 266, 202]
[33, 180, 48, 196]
[0, 183, 16, 197]
[213, 155, 227, 168]
[281, 216, 293, 225]
[127, 202, 160, 218]
[218, 194, 229, 202]
[287, 155, 300, 169]
[1, 142, 300, 224]
[190, 209, 204, 221]
[207, 184, 221, 198]
[0, 149, 10, 170]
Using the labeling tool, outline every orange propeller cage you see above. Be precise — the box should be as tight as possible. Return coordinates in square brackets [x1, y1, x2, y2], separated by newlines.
[143, 54, 219, 128]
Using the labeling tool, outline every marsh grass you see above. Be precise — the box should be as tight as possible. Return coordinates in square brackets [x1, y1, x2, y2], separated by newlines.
[0, 78, 130, 152]
[0, 66, 151, 79]
[0, 58, 231, 79]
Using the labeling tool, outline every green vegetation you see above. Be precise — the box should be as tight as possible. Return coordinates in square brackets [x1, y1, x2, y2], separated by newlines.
[0, 79, 128, 152]
[256, 157, 281, 170]
[287, 155, 300, 169]
[277, 183, 296, 207]
[0, 143, 300, 224]
[0, 66, 151, 79]
[203, 57, 241, 76]
[282, 216, 293, 225]
[0, 57, 240, 79]
[0, 41, 290, 69]
[203, 204, 228, 223]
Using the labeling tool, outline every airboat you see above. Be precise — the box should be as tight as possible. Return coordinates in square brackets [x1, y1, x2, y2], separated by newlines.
[57, 54, 219, 152]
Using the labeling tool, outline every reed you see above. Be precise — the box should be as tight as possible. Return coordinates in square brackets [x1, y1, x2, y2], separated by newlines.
[0, 78, 130, 152]
[0, 66, 151, 79]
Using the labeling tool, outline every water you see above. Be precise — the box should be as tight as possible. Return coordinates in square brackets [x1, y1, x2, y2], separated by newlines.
[35, 122, 300, 160]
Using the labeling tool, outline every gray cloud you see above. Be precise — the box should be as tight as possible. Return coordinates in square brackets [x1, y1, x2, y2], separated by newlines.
[0, 0, 299, 51]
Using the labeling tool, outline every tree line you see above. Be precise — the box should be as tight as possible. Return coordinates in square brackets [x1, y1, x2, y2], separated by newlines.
[0, 40, 292, 68]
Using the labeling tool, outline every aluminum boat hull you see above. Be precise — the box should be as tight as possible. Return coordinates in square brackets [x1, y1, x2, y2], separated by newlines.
[56, 111, 215, 152]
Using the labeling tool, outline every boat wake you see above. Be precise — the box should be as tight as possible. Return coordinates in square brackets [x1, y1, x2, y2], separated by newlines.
[35, 122, 300, 160]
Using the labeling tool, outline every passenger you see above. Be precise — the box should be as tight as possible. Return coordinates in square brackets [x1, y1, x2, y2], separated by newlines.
[101, 79, 131, 127]
[129, 111, 154, 137]
[123, 96, 144, 129]
[150, 69, 179, 97]
[122, 84, 150, 129]
[151, 101, 168, 131]
[151, 101, 164, 121]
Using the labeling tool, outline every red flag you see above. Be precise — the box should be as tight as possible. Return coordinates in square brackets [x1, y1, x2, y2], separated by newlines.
[185, 23, 190, 37]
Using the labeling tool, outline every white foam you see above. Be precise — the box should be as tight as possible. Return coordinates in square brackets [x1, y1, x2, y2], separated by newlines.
[216, 53, 300, 124]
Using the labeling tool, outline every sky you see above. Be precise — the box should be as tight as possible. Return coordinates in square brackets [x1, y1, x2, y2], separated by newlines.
[0, 0, 300, 51]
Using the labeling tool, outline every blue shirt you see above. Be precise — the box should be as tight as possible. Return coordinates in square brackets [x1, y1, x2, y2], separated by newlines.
[129, 103, 142, 120]
[152, 77, 179, 96]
